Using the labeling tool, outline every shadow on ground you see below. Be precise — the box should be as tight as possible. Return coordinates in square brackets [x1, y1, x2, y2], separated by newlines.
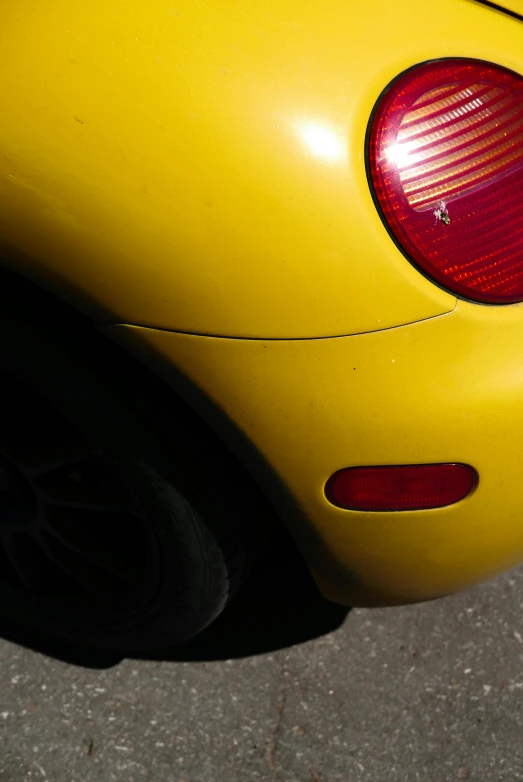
[0, 529, 350, 669]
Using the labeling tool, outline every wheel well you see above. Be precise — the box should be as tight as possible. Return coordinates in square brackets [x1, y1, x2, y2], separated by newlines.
[0, 264, 359, 609]
[0, 264, 283, 540]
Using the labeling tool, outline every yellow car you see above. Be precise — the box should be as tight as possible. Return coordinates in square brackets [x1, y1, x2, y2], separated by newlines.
[1, 0, 523, 648]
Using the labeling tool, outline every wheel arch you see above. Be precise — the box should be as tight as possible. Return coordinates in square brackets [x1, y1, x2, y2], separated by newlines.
[0, 263, 280, 543]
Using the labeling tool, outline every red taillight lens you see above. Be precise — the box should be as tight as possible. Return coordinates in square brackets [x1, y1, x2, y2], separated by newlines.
[325, 464, 478, 511]
[368, 59, 523, 303]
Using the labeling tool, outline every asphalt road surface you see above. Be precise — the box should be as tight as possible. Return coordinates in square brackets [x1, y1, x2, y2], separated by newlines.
[0, 532, 523, 782]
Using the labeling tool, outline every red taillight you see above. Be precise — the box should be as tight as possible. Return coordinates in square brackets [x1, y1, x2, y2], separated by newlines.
[325, 464, 478, 511]
[368, 59, 523, 303]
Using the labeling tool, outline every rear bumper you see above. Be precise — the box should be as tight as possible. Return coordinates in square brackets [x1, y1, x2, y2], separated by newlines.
[107, 300, 523, 606]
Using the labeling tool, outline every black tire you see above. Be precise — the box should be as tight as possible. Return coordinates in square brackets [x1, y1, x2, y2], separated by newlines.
[0, 270, 272, 649]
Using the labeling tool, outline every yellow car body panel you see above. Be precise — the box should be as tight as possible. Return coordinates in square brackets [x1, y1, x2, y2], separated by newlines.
[2, 0, 523, 605]
[110, 299, 523, 606]
[5, 0, 516, 337]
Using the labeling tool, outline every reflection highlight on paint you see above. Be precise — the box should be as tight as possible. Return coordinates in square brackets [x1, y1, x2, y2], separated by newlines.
[296, 122, 347, 163]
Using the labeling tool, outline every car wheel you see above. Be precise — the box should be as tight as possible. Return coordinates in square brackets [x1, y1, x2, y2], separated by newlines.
[0, 271, 271, 649]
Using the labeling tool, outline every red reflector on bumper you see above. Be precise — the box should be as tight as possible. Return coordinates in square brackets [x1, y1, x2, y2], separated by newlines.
[325, 464, 478, 511]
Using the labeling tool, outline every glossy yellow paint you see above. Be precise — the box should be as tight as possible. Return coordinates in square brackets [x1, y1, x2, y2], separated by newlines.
[110, 297, 523, 606]
[2, 0, 520, 337]
[3, 0, 523, 604]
